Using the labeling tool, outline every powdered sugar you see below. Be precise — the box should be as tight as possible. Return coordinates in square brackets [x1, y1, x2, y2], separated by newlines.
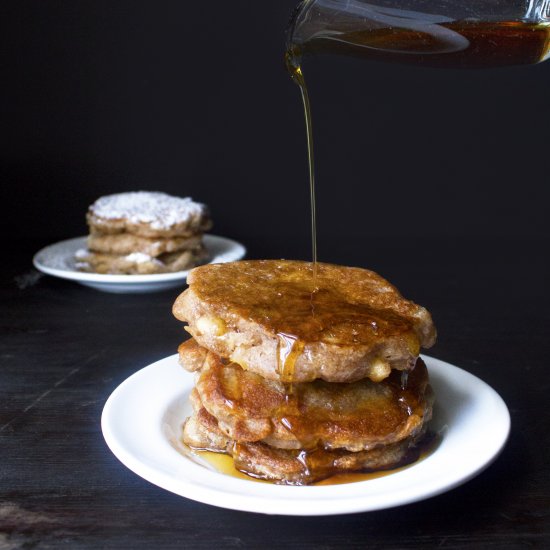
[125, 252, 154, 264]
[90, 192, 206, 230]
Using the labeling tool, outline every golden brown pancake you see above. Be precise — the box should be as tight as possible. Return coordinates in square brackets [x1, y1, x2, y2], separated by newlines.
[75, 246, 208, 274]
[181, 340, 432, 451]
[173, 260, 436, 383]
[76, 191, 212, 275]
[178, 339, 208, 372]
[87, 233, 203, 257]
[182, 397, 429, 485]
[86, 191, 212, 238]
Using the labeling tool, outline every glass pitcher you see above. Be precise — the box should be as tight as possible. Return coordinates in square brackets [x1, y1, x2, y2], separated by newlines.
[287, 0, 550, 68]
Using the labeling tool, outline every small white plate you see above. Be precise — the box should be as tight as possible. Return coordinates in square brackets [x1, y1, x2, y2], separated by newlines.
[102, 355, 510, 515]
[33, 235, 246, 293]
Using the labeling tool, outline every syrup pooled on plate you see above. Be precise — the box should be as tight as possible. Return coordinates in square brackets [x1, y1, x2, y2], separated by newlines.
[190, 431, 439, 486]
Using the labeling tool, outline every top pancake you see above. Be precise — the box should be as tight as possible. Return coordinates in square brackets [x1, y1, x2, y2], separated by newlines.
[87, 191, 212, 238]
[173, 260, 436, 383]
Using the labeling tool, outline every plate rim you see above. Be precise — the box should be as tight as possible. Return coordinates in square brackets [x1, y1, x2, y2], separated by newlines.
[101, 354, 511, 515]
[32, 234, 246, 284]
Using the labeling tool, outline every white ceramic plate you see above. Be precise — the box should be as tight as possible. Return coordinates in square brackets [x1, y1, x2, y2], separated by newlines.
[102, 355, 510, 515]
[33, 235, 246, 293]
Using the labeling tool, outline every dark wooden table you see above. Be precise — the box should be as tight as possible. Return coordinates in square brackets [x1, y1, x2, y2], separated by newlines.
[2, 236, 549, 549]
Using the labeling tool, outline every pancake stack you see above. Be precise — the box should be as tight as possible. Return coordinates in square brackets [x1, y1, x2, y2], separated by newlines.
[172, 260, 437, 485]
[76, 191, 212, 274]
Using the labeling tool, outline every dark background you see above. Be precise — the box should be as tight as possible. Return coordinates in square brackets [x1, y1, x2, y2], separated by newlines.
[2, 2, 550, 548]
[2, 0, 549, 260]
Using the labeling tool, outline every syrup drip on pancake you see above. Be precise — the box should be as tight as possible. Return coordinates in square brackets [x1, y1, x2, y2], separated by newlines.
[200, 353, 429, 451]
[175, 261, 435, 384]
[401, 371, 409, 390]
[191, 262, 417, 346]
[271, 278, 415, 383]
[277, 334, 305, 383]
[261, 273, 416, 383]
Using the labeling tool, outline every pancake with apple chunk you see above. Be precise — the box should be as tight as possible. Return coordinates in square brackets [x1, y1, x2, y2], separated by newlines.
[173, 260, 436, 383]
[182, 391, 430, 486]
[180, 339, 433, 452]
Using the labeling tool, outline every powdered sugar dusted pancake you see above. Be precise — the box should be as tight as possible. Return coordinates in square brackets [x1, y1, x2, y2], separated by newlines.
[87, 232, 203, 257]
[87, 192, 212, 238]
[76, 191, 212, 274]
[76, 246, 208, 274]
